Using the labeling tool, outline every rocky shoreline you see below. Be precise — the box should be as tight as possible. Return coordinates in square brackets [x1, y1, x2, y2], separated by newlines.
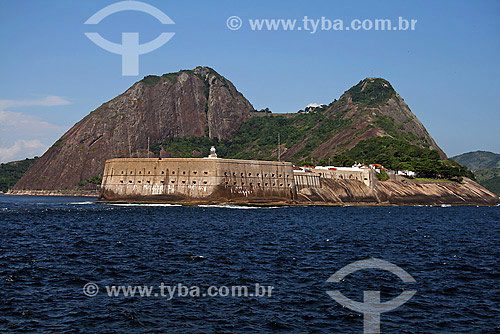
[5, 178, 499, 206]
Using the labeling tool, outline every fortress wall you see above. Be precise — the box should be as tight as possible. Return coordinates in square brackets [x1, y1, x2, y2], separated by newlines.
[100, 158, 296, 202]
[311, 169, 375, 188]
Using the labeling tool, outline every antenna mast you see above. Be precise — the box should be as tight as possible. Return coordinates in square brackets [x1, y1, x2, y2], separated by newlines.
[278, 133, 281, 162]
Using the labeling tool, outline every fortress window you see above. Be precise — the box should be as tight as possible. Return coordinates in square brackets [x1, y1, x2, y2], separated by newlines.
[272, 173, 275, 177]
[183, 171, 186, 175]
[203, 181, 207, 184]
[280, 183, 283, 187]
[121, 171, 124, 174]
[171, 180, 175, 184]
[130, 171, 133, 174]
[181, 180, 186, 184]
[137, 180, 141, 183]
[258, 182, 261, 186]
[287, 174, 289, 178]
[225, 181, 228, 185]
[161, 171, 165, 174]
[265, 183, 268, 186]
[241, 172, 244, 176]
[193, 171, 197, 175]
[248, 173, 252, 176]
[288, 183, 291, 187]
[242, 182, 245, 185]
[204, 171, 208, 175]
[148, 171, 151, 174]
[273, 183, 276, 186]
[233, 182, 237, 185]
[224, 172, 228, 176]
[172, 171, 176, 174]
[120, 180, 124, 183]
[257, 173, 260, 176]
[249, 182, 253, 186]
[192, 181, 196, 184]
[138, 171, 141, 174]
[233, 172, 236, 176]
[129, 180, 133, 183]
[264, 173, 268, 177]
[147, 180, 150, 184]
[160, 180, 164, 184]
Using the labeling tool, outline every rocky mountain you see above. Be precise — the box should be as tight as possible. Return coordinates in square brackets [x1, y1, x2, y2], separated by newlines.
[452, 151, 500, 196]
[312, 78, 446, 159]
[13, 67, 254, 190]
[14, 69, 452, 191]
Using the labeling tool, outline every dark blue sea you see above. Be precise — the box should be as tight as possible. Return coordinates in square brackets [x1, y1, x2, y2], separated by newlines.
[0, 195, 499, 333]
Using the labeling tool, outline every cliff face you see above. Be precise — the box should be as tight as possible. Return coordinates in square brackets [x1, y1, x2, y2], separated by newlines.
[13, 67, 254, 190]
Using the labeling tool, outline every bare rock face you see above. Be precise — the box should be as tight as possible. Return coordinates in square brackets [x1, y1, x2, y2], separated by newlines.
[13, 67, 253, 190]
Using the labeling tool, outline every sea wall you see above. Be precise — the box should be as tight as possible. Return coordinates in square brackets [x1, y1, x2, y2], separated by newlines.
[100, 158, 296, 202]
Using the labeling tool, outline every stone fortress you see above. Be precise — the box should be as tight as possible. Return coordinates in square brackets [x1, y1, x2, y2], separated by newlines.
[99, 147, 376, 203]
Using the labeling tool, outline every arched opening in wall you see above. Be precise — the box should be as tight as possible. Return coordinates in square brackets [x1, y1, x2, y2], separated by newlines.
[192, 180, 197, 184]
[147, 180, 150, 184]
[233, 182, 237, 185]
[137, 181, 141, 184]
[161, 170, 165, 174]
[120, 180, 124, 183]
[129, 180, 133, 183]
[279, 174, 282, 177]
[183, 171, 186, 175]
[224, 172, 228, 176]
[171, 180, 175, 184]
[193, 171, 197, 175]
[249, 182, 253, 186]
[248, 173, 252, 176]
[232, 172, 236, 176]
[204, 171, 208, 175]
[121, 171, 124, 174]
[203, 181, 207, 184]
[130, 171, 133, 174]
[258, 182, 261, 186]
[241, 172, 244, 176]
[160, 180, 164, 184]
[139, 171, 141, 174]
[181, 180, 186, 184]
[148, 171, 151, 175]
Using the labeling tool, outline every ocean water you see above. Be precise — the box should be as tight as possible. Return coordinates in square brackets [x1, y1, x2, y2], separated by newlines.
[0, 195, 499, 333]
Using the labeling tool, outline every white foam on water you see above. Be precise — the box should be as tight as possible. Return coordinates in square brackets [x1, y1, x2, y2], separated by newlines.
[440, 204, 452, 207]
[197, 204, 284, 209]
[70, 201, 96, 205]
[109, 203, 182, 207]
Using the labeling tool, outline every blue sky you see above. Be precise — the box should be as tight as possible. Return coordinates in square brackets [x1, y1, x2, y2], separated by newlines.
[0, 0, 499, 162]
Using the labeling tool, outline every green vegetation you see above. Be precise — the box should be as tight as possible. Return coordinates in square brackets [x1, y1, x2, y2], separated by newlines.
[451, 150, 500, 171]
[341, 137, 473, 181]
[471, 167, 500, 196]
[141, 75, 162, 87]
[77, 176, 102, 187]
[0, 157, 38, 192]
[346, 78, 396, 107]
[376, 170, 390, 181]
[152, 112, 351, 163]
[452, 151, 500, 196]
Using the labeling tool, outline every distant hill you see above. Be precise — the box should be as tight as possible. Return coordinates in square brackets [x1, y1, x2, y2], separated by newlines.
[0, 158, 38, 193]
[452, 151, 500, 170]
[14, 68, 470, 191]
[452, 151, 500, 196]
